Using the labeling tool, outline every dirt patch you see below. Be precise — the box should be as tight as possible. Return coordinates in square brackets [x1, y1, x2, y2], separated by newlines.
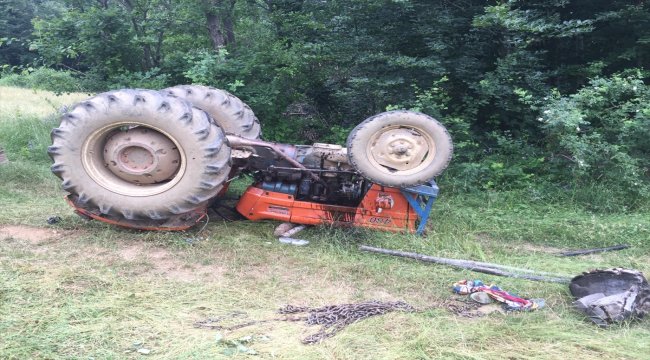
[118, 244, 225, 282]
[0, 225, 62, 244]
[0, 225, 224, 283]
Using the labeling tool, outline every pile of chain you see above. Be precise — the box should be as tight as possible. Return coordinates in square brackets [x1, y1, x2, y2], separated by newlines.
[278, 300, 416, 344]
[194, 300, 417, 344]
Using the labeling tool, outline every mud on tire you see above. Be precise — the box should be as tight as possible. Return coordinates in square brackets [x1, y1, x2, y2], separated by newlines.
[48, 89, 231, 221]
[346, 110, 453, 187]
[162, 85, 261, 139]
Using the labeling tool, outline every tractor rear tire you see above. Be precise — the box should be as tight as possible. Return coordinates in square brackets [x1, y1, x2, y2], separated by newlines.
[346, 110, 453, 187]
[48, 89, 231, 221]
[162, 85, 261, 139]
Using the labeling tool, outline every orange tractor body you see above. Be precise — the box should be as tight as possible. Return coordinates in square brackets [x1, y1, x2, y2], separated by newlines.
[237, 184, 416, 232]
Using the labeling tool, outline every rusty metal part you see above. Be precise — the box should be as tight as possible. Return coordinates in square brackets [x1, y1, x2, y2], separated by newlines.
[66, 195, 205, 231]
[278, 300, 416, 344]
[267, 166, 354, 174]
[311, 143, 348, 163]
[231, 148, 253, 159]
[369, 126, 433, 173]
[103, 127, 181, 184]
[227, 135, 323, 183]
[193, 301, 416, 344]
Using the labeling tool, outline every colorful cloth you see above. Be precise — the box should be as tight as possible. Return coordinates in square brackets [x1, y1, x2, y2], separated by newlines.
[452, 279, 543, 311]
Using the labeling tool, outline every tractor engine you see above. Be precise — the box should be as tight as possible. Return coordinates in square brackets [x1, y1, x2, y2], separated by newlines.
[230, 140, 370, 207]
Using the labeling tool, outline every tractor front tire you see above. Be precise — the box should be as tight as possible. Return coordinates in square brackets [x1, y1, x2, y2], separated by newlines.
[347, 110, 453, 187]
[162, 85, 261, 139]
[48, 89, 231, 221]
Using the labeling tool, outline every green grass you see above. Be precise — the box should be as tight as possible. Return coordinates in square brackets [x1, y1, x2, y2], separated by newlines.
[1, 86, 649, 359]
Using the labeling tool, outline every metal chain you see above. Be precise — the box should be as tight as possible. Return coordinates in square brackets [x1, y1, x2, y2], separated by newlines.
[279, 300, 416, 344]
[194, 300, 419, 344]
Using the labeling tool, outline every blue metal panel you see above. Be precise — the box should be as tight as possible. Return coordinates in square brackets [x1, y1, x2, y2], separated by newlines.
[399, 180, 439, 235]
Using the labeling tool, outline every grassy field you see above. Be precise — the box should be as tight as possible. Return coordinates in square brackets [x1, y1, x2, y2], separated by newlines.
[0, 86, 649, 359]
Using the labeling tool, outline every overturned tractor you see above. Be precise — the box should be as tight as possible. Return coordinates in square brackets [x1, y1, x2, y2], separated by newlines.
[49, 86, 453, 233]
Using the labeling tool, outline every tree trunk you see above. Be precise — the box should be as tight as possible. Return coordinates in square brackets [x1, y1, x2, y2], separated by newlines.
[204, 0, 236, 50]
[207, 12, 227, 49]
[224, 16, 235, 46]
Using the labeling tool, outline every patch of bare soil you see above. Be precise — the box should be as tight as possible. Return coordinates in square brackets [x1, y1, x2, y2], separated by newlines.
[0, 224, 224, 283]
[0, 225, 62, 244]
[118, 244, 225, 282]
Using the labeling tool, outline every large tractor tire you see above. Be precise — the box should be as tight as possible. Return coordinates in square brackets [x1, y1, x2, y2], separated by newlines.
[347, 110, 453, 187]
[162, 85, 261, 139]
[48, 89, 231, 221]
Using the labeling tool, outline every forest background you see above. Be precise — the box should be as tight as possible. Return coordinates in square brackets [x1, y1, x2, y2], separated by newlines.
[1, 0, 649, 211]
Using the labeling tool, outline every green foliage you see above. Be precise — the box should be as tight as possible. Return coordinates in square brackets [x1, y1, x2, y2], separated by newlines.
[474, 3, 595, 37]
[541, 72, 650, 205]
[443, 132, 544, 192]
[105, 68, 171, 90]
[0, 67, 81, 93]
[0, 0, 36, 66]
[182, 48, 229, 85]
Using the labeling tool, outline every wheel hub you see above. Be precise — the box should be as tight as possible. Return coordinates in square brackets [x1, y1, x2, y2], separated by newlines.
[371, 128, 431, 171]
[104, 127, 181, 184]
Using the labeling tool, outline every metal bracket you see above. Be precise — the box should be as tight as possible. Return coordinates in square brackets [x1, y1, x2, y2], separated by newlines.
[66, 195, 206, 231]
[399, 180, 439, 235]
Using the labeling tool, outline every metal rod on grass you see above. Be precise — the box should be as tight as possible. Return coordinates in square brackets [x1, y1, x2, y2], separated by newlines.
[558, 244, 630, 257]
[359, 245, 571, 283]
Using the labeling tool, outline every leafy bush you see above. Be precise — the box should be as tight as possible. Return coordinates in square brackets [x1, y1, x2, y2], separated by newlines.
[0, 67, 81, 93]
[442, 132, 545, 192]
[183, 49, 230, 86]
[105, 68, 171, 90]
[540, 72, 650, 207]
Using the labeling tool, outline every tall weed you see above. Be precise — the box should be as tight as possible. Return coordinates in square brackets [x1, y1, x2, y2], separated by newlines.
[0, 114, 57, 164]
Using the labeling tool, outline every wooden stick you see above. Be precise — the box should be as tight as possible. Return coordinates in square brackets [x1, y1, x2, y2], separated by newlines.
[558, 244, 630, 257]
[359, 245, 571, 283]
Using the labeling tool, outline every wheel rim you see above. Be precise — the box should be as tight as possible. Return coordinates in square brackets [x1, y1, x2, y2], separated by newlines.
[81, 122, 187, 197]
[366, 125, 436, 176]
